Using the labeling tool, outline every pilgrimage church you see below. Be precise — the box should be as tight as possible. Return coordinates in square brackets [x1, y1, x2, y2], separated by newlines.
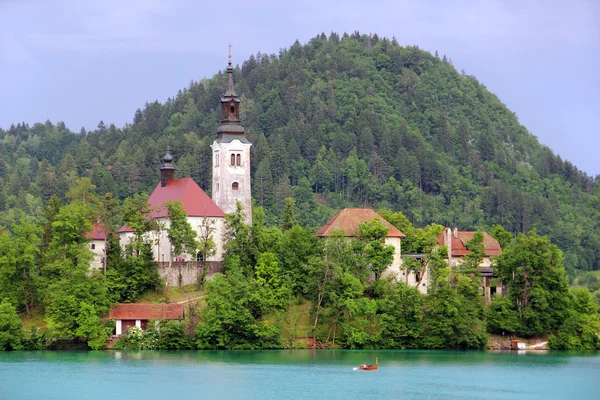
[112, 54, 252, 265]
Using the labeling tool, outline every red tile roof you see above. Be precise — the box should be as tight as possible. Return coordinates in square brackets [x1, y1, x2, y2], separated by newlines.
[85, 221, 107, 240]
[117, 225, 134, 233]
[315, 208, 405, 238]
[438, 228, 502, 257]
[147, 178, 224, 218]
[108, 304, 184, 320]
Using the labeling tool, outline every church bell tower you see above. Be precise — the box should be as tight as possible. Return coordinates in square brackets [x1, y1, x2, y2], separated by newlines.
[211, 51, 252, 225]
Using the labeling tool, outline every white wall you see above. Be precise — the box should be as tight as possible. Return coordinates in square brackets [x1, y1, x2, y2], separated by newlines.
[89, 239, 106, 270]
[211, 139, 252, 226]
[118, 216, 226, 263]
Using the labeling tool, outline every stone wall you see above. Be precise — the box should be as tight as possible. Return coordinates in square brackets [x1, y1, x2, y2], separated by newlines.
[158, 261, 223, 286]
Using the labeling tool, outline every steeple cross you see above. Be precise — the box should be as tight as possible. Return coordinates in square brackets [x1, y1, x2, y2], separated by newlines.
[228, 43, 233, 59]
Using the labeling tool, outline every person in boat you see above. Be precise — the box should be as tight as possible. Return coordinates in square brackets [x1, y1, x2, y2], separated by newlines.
[360, 363, 367, 368]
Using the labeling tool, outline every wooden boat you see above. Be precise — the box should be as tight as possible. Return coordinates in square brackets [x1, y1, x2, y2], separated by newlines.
[359, 358, 378, 370]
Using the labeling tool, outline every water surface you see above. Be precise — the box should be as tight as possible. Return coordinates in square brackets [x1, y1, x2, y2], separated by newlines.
[1, 350, 599, 399]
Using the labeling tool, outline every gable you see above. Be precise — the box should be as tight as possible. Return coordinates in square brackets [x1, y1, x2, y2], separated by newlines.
[438, 229, 502, 257]
[147, 178, 224, 218]
[315, 208, 405, 238]
[85, 221, 107, 240]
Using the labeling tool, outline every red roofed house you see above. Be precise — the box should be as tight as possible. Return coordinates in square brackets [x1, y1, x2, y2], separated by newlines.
[316, 208, 428, 293]
[109, 303, 184, 335]
[86, 220, 107, 270]
[438, 227, 503, 301]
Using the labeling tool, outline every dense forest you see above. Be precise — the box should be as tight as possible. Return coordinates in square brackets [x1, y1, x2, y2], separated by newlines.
[1, 32, 600, 350]
[1, 32, 598, 275]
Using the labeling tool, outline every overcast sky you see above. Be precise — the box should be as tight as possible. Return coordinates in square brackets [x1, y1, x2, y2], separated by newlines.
[1, 0, 598, 176]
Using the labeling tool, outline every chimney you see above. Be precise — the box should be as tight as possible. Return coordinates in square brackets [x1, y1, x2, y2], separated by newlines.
[453, 226, 458, 239]
[445, 227, 453, 264]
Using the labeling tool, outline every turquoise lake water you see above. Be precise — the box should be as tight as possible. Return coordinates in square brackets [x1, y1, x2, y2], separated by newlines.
[1, 350, 599, 399]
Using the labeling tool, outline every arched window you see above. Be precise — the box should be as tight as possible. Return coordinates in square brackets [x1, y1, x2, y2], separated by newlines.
[236, 154, 241, 166]
[231, 154, 235, 165]
[214, 153, 219, 167]
[232, 182, 239, 191]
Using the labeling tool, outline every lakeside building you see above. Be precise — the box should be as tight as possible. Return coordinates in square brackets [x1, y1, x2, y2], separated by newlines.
[86, 220, 107, 271]
[109, 303, 184, 335]
[437, 227, 503, 301]
[315, 208, 429, 294]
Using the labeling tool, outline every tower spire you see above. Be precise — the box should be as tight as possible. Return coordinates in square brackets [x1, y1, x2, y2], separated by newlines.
[160, 148, 175, 187]
[211, 48, 252, 226]
[219, 44, 242, 127]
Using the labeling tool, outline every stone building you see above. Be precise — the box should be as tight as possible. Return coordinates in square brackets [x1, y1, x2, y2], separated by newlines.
[315, 208, 428, 293]
[86, 220, 107, 270]
[437, 227, 503, 301]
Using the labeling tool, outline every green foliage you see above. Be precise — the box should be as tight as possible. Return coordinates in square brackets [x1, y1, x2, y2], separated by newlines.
[122, 194, 154, 248]
[490, 224, 513, 250]
[494, 230, 571, 335]
[281, 198, 295, 230]
[378, 281, 424, 348]
[223, 202, 254, 271]
[74, 302, 108, 350]
[485, 295, 521, 334]
[165, 200, 198, 259]
[279, 224, 322, 297]
[41, 200, 113, 340]
[197, 216, 217, 261]
[0, 215, 42, 313]
[116, 321, 193, 350]
[0, 301, 23, 350]
[195, 272, 283, 349]
[358, 218, 395, 279]
[109, 241, 161, 302]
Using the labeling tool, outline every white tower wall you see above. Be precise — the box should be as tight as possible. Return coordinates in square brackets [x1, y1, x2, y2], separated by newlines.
[211, 139, 252, 225]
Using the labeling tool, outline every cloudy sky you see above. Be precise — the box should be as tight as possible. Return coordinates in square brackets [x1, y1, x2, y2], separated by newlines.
[1, 0, 598, 175]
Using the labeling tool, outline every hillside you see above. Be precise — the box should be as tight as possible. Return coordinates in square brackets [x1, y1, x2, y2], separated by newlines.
[1, 32, 598, 275]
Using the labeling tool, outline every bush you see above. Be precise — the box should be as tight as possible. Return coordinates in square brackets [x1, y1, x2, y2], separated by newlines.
[0, 302, 23, 351]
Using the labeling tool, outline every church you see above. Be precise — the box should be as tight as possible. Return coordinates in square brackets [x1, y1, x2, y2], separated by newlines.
[89, 56, 252, 272]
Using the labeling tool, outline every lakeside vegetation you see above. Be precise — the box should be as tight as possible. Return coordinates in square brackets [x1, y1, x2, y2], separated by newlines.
[1, 197, 599, 351]
[1, 32, 599, 351]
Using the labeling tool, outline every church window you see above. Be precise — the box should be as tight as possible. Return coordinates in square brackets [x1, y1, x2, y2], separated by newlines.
[232, 182, 239, 191]
[214, 153, 219, 167]
[236, 154, 241, 166]
[231, 154, 235, 165]
[216, 182, 219, 192]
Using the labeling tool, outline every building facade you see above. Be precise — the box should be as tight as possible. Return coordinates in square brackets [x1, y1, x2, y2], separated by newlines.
[315, 208, 428, 293]
[437, 227, 503, 302]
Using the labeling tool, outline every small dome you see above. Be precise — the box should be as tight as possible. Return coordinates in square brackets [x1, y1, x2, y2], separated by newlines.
[163, 151, 173, 163]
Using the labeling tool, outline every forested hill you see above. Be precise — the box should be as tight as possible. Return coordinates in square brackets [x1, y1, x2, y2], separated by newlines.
[1, 32, 599, 274]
